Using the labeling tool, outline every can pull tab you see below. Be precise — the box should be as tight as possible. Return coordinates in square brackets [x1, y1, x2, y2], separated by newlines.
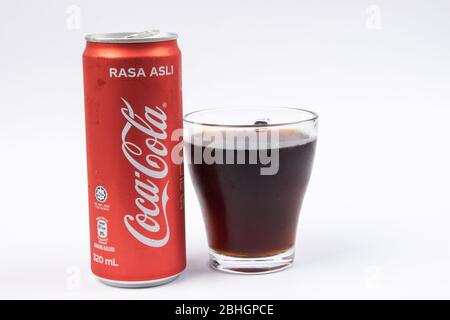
[125, 30, 160, 39]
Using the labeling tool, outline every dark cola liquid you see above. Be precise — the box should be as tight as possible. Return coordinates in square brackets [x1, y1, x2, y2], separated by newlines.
[186, 129, 316, 257]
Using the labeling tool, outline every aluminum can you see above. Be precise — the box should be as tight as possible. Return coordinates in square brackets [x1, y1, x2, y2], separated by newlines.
[82, 30, 185, 287]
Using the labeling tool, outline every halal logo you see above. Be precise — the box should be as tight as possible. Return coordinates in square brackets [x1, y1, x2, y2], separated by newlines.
[95, 186, 108, 203]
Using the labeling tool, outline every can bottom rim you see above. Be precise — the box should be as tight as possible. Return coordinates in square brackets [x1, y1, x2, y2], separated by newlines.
[95, 271, 182, 288]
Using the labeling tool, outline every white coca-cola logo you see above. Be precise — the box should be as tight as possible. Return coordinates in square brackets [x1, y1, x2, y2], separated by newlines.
[120, 97, 170, 247]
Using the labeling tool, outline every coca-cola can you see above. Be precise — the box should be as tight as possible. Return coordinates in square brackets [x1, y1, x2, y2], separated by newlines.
[82, 30, 186, 287]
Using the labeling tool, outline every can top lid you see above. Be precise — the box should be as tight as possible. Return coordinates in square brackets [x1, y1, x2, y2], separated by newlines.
[85, 30, 178, 43]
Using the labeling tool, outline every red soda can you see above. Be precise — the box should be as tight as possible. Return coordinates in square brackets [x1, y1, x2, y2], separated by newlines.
[82, 30, 186, 287]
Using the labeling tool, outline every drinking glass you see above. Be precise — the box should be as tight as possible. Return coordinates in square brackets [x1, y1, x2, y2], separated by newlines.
[184, 107, 318, 274]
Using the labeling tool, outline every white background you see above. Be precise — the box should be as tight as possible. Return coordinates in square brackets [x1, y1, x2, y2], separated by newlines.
[0, 0, 449, 299]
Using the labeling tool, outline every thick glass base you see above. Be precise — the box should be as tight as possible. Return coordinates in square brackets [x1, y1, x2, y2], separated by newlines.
[209, 247, 295, 274]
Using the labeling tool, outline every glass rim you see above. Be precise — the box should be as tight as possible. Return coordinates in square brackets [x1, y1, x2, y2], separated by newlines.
[183, 107, 319, 128]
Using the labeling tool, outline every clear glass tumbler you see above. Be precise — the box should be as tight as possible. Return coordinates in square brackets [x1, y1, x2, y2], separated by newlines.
[184, 107, 318, 274]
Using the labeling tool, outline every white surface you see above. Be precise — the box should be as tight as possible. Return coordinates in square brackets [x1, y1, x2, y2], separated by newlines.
[0, 0, 450, 299]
